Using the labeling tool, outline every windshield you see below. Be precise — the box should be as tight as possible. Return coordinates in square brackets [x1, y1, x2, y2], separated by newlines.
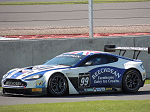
[44, 54, 85, 66]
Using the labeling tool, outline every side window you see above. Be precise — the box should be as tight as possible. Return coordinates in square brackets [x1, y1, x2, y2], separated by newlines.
[105, 55, 118, 63]
[88, 57, 102, 65]
[80, 54, 118, 67]
[81, 55, 107, 66]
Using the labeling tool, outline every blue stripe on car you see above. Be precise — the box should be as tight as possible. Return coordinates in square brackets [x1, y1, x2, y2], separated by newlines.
[10, 72, 23, 79]
[22, 67, 71, 80]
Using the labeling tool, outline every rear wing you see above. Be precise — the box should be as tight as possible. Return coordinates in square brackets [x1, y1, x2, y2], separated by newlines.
[104, 45, 150, 59]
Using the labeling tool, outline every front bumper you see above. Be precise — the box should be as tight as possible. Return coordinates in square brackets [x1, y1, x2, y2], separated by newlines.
[2, 88, 47, 96]
[1, 77, 47, 96]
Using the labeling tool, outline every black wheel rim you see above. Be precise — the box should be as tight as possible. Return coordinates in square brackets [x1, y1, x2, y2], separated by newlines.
[50, 75, 66, 95]
[125, 71, 140, 90]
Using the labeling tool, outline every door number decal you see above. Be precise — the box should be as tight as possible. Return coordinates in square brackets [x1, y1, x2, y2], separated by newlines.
[79, 73, 90, 88]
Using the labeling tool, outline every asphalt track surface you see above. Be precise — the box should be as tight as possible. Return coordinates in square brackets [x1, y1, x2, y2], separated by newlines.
[0, 84, 150, 105]
[0, 2, 150, 28]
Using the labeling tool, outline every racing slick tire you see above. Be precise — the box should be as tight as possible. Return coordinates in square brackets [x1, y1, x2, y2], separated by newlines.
[122, 69, 142, 93]
[47, 73, 68, 96]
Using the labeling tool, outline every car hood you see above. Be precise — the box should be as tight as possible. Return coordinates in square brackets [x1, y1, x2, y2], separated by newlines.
[3, 65, 69, 80]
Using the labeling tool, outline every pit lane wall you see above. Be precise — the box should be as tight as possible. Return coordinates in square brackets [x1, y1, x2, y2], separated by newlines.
[0, 36, 150, 83]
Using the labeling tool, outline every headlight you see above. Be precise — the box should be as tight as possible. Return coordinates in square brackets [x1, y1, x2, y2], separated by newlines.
[25, 74, 43, 80]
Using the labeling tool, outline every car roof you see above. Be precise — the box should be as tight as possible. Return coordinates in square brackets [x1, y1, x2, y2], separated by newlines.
[63, 50, 110, 56]
[63, 50, 140, 62]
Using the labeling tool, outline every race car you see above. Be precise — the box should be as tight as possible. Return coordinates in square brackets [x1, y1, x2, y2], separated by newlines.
[1, 45, 149, 96]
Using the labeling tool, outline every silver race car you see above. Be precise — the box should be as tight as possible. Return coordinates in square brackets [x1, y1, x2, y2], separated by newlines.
[1, 45, 149, 96]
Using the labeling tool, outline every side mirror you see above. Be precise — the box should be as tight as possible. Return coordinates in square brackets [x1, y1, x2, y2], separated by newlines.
[85, 61, 93, 66]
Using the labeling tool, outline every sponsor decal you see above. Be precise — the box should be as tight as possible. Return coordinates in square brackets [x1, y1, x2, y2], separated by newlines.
[90, 66, 125, 87]
[32, 88, 42, 92]
[92, 67, 121, 79]
[93, 87, 106, 92]
[5, 81, 22, 86]
[106, 88, 113, 91]
[84, 87, 107, 92]
[36, 80, 45, 88]
[84, 88, 94, 92]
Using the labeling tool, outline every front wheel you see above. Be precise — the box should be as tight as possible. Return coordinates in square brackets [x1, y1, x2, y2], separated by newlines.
[122, 69, 142, 93]
[47, 73, 68, 96]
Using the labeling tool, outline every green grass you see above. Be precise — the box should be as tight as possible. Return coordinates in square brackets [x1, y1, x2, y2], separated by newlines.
[145, 80, 150, 84]
[0, 100, 150, 112]
[0, 0, 150, 5]
[0, 88, 1, 91]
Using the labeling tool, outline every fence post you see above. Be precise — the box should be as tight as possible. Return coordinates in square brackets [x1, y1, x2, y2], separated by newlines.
[88, 0, 94, 38]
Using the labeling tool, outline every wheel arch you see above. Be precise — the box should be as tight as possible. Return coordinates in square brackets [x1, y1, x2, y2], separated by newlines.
[45, 71, 79, 95]
[122, 68, 143, 93]
[123, 68, 142, 79]
[47, 72, 69, 96]
[47, 72, 68, 86]
[122, 68, 143, 87]
[44, 71, 67, 86]
[50, 72, 66, 77]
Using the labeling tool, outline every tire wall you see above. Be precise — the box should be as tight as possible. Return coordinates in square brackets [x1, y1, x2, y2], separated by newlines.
[0, 36, 150, 84]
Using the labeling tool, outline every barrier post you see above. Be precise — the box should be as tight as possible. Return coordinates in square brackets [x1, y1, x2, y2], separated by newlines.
[88, 0, 94, 38]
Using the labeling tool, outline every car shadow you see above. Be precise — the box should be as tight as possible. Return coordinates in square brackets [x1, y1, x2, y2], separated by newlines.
[4, 90, 150, 99]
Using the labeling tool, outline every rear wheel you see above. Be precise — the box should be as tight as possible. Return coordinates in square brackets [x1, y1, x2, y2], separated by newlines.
[47, 73, 68, 96]
[122, 69, 142, 93]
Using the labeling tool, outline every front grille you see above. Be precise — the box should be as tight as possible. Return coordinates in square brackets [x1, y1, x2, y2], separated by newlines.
[3, 88, 31, 95]
[4, 88, 25, 94]
[4, 79, 27, 87]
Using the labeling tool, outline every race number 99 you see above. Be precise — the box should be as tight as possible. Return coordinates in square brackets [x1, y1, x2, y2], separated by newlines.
[79, 73, 90, 88]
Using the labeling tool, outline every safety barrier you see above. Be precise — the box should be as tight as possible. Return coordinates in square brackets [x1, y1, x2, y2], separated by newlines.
[0, 35, 150, 82]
